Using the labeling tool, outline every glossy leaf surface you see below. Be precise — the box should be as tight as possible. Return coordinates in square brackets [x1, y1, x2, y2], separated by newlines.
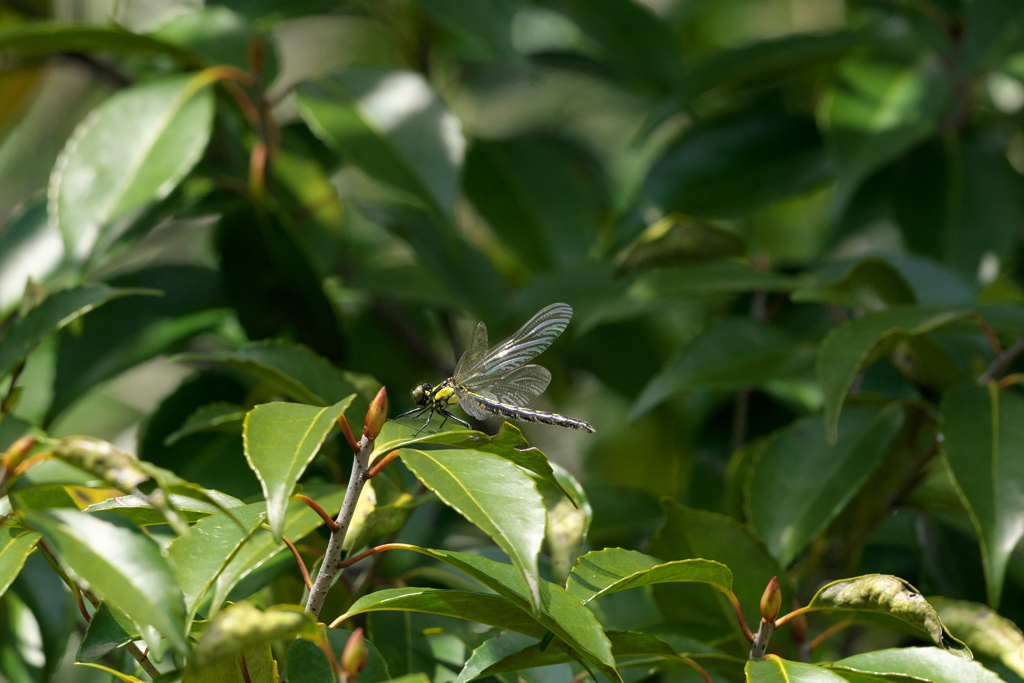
[244, 397, 353, 539]
[50, 74, 214, 262]
[940, 382, 1024, 608]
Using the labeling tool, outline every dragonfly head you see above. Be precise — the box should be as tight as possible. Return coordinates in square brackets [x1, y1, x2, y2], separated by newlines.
[411, 382, 433, 406]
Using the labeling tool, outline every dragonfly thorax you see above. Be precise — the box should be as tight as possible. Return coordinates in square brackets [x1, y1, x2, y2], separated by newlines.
[413, 381, 459, 408]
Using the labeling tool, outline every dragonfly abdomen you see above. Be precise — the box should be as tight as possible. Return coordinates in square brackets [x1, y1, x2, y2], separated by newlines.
[461, 389, 595, 433]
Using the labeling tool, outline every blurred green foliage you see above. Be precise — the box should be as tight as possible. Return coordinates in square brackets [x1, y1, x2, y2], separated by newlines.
[2, 0, 1024, 681]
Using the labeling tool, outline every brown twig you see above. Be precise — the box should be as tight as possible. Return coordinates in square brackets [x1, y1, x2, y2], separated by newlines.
[293, 494, 340, 533]
[304, 433, 377, 618]
[979, 331, 1024, 384]
[749, 618, 775, 658]
[283, 535, 313, 591]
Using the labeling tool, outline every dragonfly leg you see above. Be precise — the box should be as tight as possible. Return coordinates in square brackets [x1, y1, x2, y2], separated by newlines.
[394, 406, 428, 420]
[412, 409, 434, 437]
[449, 414, 471, 429]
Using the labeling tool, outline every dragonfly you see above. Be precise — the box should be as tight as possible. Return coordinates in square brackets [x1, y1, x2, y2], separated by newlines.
[396, 303, 595, 435]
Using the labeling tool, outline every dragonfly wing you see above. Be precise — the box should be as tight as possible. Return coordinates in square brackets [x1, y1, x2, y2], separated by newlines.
[461, 303, 573, 380]
[454, 385, 491, 419]
[453, 321, 489, 379]
[466, 364, 551, 407]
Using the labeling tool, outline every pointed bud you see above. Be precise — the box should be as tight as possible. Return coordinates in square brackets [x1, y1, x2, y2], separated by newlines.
[760, 576, 781, 623]
[789, 601, 807, 643]
[363, 387, 388, 440]
[341, 627, 368, 678]
[2, 436, 35, 471]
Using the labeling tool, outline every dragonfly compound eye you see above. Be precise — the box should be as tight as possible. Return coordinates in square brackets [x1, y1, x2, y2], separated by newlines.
[412, 383, 432, 405]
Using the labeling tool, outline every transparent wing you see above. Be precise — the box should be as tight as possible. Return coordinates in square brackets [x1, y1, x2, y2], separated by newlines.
[454, 385, 491, 419]
[465, 364, 551, 407]
[455, 303, 573, 381]
[453, 321, 489, 379]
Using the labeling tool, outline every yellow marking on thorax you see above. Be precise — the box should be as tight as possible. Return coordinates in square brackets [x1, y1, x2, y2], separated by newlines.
[433, 383, 458, 406]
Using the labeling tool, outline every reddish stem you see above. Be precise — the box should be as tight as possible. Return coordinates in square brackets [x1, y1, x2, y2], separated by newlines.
[808, 618, 854, 652]
[293, 494, 340, 533]
[682, 657, 713, 683]
[339, 415, 359, 454]
[283, 535, 313, 590]
[366, 450, 401, 479]
[727, 591, 756, 643]
[239, 653, 253, 683]
[337, 543, 405, 571]
[774, 605, 811, 628]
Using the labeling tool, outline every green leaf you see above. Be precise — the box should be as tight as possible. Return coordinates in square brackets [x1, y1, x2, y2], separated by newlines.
[399, 448, 546, 609]
[615, 214, 745, 271]
[374, 422, 576, 505]
[643, 108, 828, 215]
[940, 382, 1024, 607]
[0, 22, 203, 64]
[285, 628, 392, 683]
[792, 257, 916, 310]
[74, 663, 148, 682]
[215, 205, 350, 364]
[166, 503, 266, 623]
[24, 509, 188, 652]
[649, 502, 791, 644]
[341, 587, 546, 635]
[930, 597, 1024, 677]
[566, 548, 732, 604]
[343, 475, 425, 554]
[805, 575, 970, 657]
[456, 630, 729, 682]
[149, 5, 278, 81]
[818, 306, 966, 441]
[463, 135, 604, 270]
[77, 602, 137, 662]
[632, 318, 816, 419]
[680, 32, 868, 102]
[819, 56, 949, 217]
[637, 261, 799, 299]
[746, 656, 848, 682]
[0, 198, 62, 314]
[0, 528, 40, 600]
[537, 0, 683, 92]
[192, 601, 316, 669]
[296, 69, 465, 227]
[208, 486, 347, 613]
[86, 490, 244, 526]
[747, 404, 906, 567]
[546, 463, 591, 583]
[47, 265, 227, 424]
[340, 545, 618, 682]
[165, 402, 245, 445]
[244, 397, 354, 540]
[832, 647, 1002, 683]
[178, 341, 365, 408]
[890, 131, 1024, 280]
[0, 284, 154, 381]
[8, 553, 76, 680]
[50, 74, 214, 263]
